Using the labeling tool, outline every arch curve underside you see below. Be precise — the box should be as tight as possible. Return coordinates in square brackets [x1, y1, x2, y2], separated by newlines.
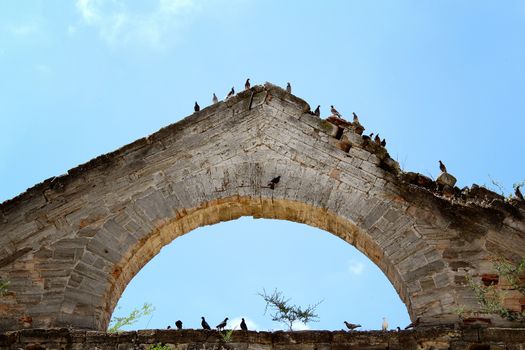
[1, 83, 524, 331]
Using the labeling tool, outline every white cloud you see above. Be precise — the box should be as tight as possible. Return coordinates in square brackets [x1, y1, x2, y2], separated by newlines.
[74, 0, 200, 48]
[348, 260, 365, 275]
[228, 317, 260, 331]
[291, 321, 310, 331]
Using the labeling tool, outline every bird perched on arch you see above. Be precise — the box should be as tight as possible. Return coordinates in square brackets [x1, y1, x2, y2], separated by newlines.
[268, 176, 281, 190]
[330, 105, 342, 117]
[194, 102, 200, 112]
[286, 82, 292, 93]
[344, 321, 361, 331]
[439, 160, 447, 173]
[380, 138, 386, 147]
[212, 93, 219, 104]
[175, 320, 183, 330]
[382, 317, 389, 331]
[167, 325, 171, 329]
[240, 318, 248, 331]
[362, 132, 374, 142]
[314, 105, 320, 117]
[245, 78, 251, 90]
[216, 317, 228, 331]
[404, 317, 420, 330]
[201, 316, 211, 330]
[352, 112, 360, 124]
[516, 185, 524, 201]
[374, 134, 381, 145]
[226, 87, 235, 100]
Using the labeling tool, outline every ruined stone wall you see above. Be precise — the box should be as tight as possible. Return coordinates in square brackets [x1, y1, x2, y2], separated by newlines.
[2, 328, 525, 350]
[1, 83, 524, 331]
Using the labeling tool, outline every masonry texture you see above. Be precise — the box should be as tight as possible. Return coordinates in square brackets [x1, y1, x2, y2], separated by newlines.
[3, 328, 525, 350]
[1, 83, 524, 333]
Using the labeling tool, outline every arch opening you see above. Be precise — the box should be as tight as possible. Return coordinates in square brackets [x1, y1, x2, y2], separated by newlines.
[99, 196, 414, 330]
[111, 216, 411, 331]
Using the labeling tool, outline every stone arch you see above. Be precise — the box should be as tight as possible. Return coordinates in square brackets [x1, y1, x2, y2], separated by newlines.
[1, 83, 524, 331]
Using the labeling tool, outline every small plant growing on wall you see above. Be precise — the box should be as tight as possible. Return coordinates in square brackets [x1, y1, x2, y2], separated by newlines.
[0, 278, 9, 297]
[464, 257, 525, 322]
[108, 302, 155, 332]
[258, 288, 322, 331]
[148, 343, 169, 350]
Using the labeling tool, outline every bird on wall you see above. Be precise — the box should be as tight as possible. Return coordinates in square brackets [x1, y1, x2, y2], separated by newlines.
[201, 317, 211, 330]
[362, 132, 374, 142]
[516, 185, 524, 201]
[212, 93, 219, 104]
[245, 78, 251, 90]
[404, 317, 420, 330]
[175, 320, 183, 330]
[314, 105, 320, 117]
[381, 138, 386, 147]
[216, 317, 228, 331]
[167, 325, 171, 329]
[439, 160, 447, 173]
[286, 82, 292, 93]
[268, 176, 281, 190]
[374, 134, 381, 145]
[382, 317, 389, 331]
[352, 112, 360, 124]
[194, 102, 200, 112]
[330, 105, 342, 117]
[226, 87, 235, 99]
[240, 318, 248, 331]
[344, 321, 361, 331]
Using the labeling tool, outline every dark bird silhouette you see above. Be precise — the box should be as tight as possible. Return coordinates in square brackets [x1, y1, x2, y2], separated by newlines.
[344, 321, 361, 331]
[167, 325, 171, 329]
[352, 112, 360, 124]
[516, 185, 524, 201]
[439, 160, 447, 173]
[245, 78, 251, 90]
[216, 317, 228, 331]
[286, 82, 292, 93]
[268, 176, 281, 190]
[194, 102, 200, 112]
[314, 105, 320, 117]
[396, 326, 401, 331]
[380, 138, 386, 147]
[362, 132, 374, 142]
[404, 317, 420, 330]
[175, 320, 183, 330]
[374, 134, 381, 145]
[201, 317, 211, 330]
[240, 318, 248, 331]
[212, 93, 219, 104]
[226, 87, 235, 99]
[330, 105, 342, 117]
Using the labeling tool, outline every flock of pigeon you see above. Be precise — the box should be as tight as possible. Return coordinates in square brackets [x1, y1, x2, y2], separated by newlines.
[166, 316, 420, 332]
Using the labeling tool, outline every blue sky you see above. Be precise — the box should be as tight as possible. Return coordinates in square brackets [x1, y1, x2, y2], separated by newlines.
[1, 1, 524, 331]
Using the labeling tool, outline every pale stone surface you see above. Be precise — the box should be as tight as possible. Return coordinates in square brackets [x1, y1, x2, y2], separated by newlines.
[0, 83, 524, 332]
[436, 172, 457, 187]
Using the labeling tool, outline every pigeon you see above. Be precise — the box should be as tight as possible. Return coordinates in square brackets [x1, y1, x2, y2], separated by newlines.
[167, 325, 171, 329]
[240, 318, 248, 331]
[439, 160, 447, 173]
[194, 102, 200, 112]
[374, 134, 381, 145]
[380, 138, 386, 147]
[362, 132, 374, 142]
[396, 326, 401, 332]
[344, 321, 361, 331]
[382, 317, 389, 331]
[352, 112, 360, 124]
[201, 317, 211, 330]
[330, 105, 342, 117]
[404, 317, 420, 330]
[175, 320, 183, 330]
[212, 93, 219, 104]
[216, 317, 228, 331]
[516, 185, 524, 201]
[286, 82, 292, 93]
[268, 176, 281, 190]
[226, 87, 235, 99]
[245, 78, 251, 90]
[314, 105, 320, 117]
